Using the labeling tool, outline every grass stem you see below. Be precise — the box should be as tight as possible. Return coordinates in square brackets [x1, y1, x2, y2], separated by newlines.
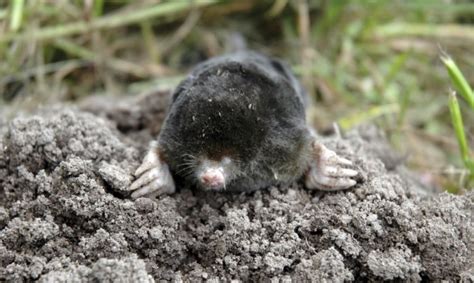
[0, 0, 220, 43]
[441, 55, 474, 110]
[9, 0, 25, 32]
[373, 23, 474, 41]
[448, 91, 474, 173]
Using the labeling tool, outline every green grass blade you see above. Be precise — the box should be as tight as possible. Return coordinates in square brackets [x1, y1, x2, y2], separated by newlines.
[466, 160, 474, 174]
[54, 38, 95, 59]
[397, 88, 411, 129]
[448, 91, 474, 173]
[9, 0, 25, 32]
[441, 55, 474, 110]
[0, 0, 221, 43]
[372, 23, 474, 41]
[338, 104, 399, 130]
[93, 0, 105, 17]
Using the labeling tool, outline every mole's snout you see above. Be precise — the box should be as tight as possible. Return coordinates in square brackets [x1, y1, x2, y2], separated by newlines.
[199, 168, 225, 189]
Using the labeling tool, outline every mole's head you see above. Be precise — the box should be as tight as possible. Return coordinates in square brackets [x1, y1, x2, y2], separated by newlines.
[159, 61, 311, 191]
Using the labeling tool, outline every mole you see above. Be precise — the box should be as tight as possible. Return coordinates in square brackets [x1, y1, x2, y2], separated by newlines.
[129, 51, 358, 198]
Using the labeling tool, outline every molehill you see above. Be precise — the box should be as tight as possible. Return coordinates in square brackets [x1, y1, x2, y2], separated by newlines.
[0, 91, 472, 282]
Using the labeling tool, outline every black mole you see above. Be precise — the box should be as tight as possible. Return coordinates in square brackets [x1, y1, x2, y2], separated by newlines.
[129, 51, 358, 198]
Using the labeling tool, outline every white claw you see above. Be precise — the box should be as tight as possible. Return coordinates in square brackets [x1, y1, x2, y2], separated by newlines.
[305, 140, 358, 191]
[135, 148, 160, 176]
[130, 167, 160, 191]
[131, 167, 175, 199]
[336, 156, 353, 166]
[324, 167, 358, 178]
[130, 144, 176, 199]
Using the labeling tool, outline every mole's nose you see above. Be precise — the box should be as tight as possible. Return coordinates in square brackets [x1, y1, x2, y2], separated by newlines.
[200, 168, 225, 189]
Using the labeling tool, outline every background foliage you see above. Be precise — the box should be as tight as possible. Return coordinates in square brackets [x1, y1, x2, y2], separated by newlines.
[0, 0, 473, 191]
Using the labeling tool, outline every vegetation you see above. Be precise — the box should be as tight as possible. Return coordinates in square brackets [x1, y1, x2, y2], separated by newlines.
[443, 55, 474, 186]
[0, 0, 473, 191]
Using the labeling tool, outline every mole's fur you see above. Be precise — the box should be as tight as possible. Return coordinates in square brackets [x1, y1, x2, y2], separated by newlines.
[158, 51, 313, 191]
[130, 51, 358, 197]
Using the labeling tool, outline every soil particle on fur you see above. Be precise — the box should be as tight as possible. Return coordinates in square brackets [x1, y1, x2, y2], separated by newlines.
[0, 91, 472, 282]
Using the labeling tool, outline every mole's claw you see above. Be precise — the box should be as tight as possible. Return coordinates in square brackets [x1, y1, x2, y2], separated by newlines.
[135, 151, 159, 177]
[130, 146, 176, 199]
[324, 167, 358, 178]
[131, 169, 175, 199]
[336, 156, 353, 166]
[305, 141, 358, 191]
[306, 171, 356, 191]
[129, 167, 159, 191]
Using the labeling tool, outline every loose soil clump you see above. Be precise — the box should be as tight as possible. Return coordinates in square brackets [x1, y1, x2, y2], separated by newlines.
[1, 91, 472, 282]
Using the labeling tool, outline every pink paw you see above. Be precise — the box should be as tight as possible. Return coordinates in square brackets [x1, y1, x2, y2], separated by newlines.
[129, 141, 175, 199]
[305, 141, 358, 191]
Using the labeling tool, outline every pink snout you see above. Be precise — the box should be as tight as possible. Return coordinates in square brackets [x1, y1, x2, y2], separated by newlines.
[199, 168, 225, 189]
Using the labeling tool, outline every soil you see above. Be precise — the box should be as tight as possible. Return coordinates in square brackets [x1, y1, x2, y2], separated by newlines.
[0, 90, 472, 282]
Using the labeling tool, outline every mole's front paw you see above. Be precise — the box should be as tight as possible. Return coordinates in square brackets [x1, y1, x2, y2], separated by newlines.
[305, 141, 358, 191]
[129, 142, 175, 199]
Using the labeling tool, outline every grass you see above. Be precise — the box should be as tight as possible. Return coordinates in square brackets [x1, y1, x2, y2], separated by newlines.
[443, 55, 474, 187]
[0, 0, 220, 43]
[9, 0, 24, 32]
[0, 0, 473, 192]
[442, 55, 474, 110]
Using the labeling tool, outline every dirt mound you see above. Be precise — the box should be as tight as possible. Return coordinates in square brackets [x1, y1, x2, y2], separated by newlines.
[0, 92, 472, 282]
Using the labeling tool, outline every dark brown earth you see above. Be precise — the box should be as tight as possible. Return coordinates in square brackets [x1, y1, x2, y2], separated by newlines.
[0, 91, 472, 282]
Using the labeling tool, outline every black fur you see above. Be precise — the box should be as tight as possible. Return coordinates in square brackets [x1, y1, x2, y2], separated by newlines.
[158, 51, 313, 192]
